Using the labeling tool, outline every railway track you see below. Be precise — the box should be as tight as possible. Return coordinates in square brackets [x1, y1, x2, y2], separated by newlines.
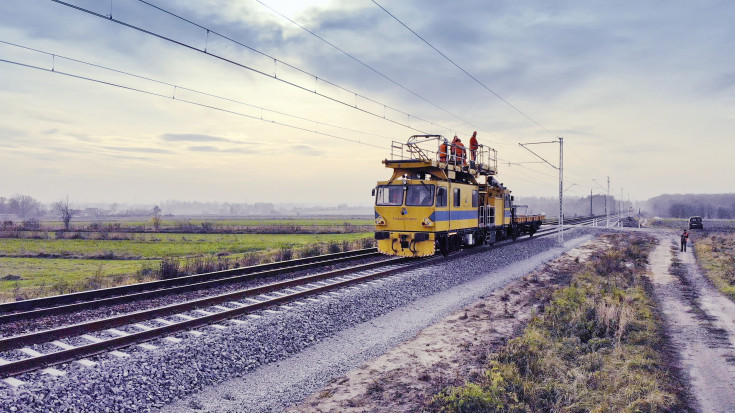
[0, 248, 381, 323]
[0, 215, 612, 383]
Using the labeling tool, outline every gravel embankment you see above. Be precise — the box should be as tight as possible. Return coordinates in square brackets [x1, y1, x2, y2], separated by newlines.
[0, 228, 605, 412]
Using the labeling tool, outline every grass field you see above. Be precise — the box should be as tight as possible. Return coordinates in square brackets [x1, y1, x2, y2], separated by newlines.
[30, 217, 373, 232]
[693, 232, 735, 302]
[0, 230, 373, 303]
[0, 233, 371, 259]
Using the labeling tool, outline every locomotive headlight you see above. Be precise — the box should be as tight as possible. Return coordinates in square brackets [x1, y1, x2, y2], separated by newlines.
[375, 215, 386, 226]
[421, 217, 434, 227]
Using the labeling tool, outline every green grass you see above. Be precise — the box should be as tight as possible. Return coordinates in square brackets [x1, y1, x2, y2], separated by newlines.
[693, 233, 735, 302]
[0, 257, 149, 301]
[0, 232, 373, 302]
[37, 217, 373, 230]
[434, 233, 684, 412]
[0, 233, 371, 259]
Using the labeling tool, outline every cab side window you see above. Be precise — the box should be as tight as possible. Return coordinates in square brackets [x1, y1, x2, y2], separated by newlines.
[453, 188, 461, 207]
[472, 190, 478, 207]
[436, 187, 447, 207]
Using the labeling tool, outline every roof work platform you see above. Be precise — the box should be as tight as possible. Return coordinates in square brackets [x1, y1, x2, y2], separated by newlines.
[382, 135, 498, 183]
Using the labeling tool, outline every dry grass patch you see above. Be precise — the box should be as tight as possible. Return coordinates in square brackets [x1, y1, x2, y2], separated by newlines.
[692, 232, 735, 302]
[435, 234, 685, 413]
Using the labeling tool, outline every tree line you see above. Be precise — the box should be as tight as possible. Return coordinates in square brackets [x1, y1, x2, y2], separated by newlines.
[644, 193, 735, 219]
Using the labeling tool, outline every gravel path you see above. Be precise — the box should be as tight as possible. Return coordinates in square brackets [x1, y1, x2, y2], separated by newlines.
[648, 232, 735, 413]
[0, 228, 599, 412]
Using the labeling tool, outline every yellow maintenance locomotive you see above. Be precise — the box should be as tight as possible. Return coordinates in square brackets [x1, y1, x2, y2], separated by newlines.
[373, 135, 543, 257]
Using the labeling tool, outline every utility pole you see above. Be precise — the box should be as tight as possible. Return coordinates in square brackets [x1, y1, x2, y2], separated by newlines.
[559, 137, 563, 245]
[518, 138, 564, 245]
[592, 177, 610, 228]
[590, 189, 593, 216]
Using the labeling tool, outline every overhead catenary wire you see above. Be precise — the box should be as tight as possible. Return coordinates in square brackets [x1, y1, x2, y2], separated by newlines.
[370, 1, 622, 200]
[0, 42, 388, 150]
[371, 0, 560, 140]
[256, 0, 475, 131]
[49, 0, 469, 139]
[45, 0, 618, 198]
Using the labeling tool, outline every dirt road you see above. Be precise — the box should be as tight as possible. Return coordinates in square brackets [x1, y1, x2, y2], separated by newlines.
[648, 232, 735, 413]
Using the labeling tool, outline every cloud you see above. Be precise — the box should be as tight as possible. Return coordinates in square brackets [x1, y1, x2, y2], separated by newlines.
[289, 143, 323, 156]
[32, 167, 60, 175]
[103, 146, 173, 154]
[162, 133, 230, 143]
[186, 145, 251, 154]
[187, 145, 219, 152]
[701, 71, 735, 97]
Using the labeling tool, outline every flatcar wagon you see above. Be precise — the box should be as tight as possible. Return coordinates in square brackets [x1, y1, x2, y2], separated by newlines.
[373, 135, 543, 257]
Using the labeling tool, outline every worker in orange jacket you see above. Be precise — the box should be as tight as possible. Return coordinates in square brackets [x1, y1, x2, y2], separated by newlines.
[438, 138, 448, 163]
[469, 131, 479, 162]
[452, 136, 466, 166]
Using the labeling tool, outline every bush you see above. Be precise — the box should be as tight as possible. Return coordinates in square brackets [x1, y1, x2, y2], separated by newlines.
[277, 247, 293, 261]
[435, 234, 680, 413]
[159, 257, 182, 279]
[328, 242, 342, 254]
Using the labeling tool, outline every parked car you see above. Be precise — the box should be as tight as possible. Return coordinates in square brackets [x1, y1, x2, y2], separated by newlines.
[689, 216, 703, 229]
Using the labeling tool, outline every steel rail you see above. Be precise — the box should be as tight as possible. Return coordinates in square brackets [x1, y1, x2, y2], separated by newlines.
[0, 248, 378, 316]
[1, 251, 382, 323]
[0, 257, 409, 352]
[0, 257, 426, 377]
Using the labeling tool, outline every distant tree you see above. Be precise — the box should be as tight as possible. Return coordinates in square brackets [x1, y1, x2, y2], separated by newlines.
[8, 194, 43, 219]
[54, 196, 76, 231]
[151, 205, 162, 230]
[717, 207, 732, 219]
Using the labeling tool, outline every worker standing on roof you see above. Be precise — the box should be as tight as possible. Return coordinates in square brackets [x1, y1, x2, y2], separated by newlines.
[451, 136, 459, 165]
[439, 137, 448, 163]
[452, 136, 466, 166]
[469, 131, 478, 163]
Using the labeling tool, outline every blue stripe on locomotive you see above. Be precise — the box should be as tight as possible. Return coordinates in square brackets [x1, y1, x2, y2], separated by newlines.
[429, 210, 478, 222]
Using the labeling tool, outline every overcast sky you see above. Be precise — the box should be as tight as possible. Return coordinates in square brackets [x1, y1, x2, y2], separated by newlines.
[1, 0, 733, 207]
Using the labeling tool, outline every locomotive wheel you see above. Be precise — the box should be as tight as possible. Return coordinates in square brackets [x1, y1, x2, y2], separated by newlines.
[439, 235, 449, 256]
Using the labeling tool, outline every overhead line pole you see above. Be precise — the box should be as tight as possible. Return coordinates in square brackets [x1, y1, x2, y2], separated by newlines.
[592, 177, 610, 228]
[559, 137, 564, 243]
[519, 138, 564, 245]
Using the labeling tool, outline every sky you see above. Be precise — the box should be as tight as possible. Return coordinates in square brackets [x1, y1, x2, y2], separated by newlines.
[0, 0, 733, 208]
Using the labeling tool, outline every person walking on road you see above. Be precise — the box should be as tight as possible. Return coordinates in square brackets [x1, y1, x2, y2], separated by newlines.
[680, 230, 689, 252]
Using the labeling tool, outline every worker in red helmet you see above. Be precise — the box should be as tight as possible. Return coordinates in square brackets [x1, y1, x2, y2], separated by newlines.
[469, 131, 479, 163]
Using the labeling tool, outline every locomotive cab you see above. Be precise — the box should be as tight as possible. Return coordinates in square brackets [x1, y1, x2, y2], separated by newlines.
[374, 179, 439, 257]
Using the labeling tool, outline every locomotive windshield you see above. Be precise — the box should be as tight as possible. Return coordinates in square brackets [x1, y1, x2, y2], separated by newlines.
[375, 185, 404, 206]
[406, 185, 434, 206]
